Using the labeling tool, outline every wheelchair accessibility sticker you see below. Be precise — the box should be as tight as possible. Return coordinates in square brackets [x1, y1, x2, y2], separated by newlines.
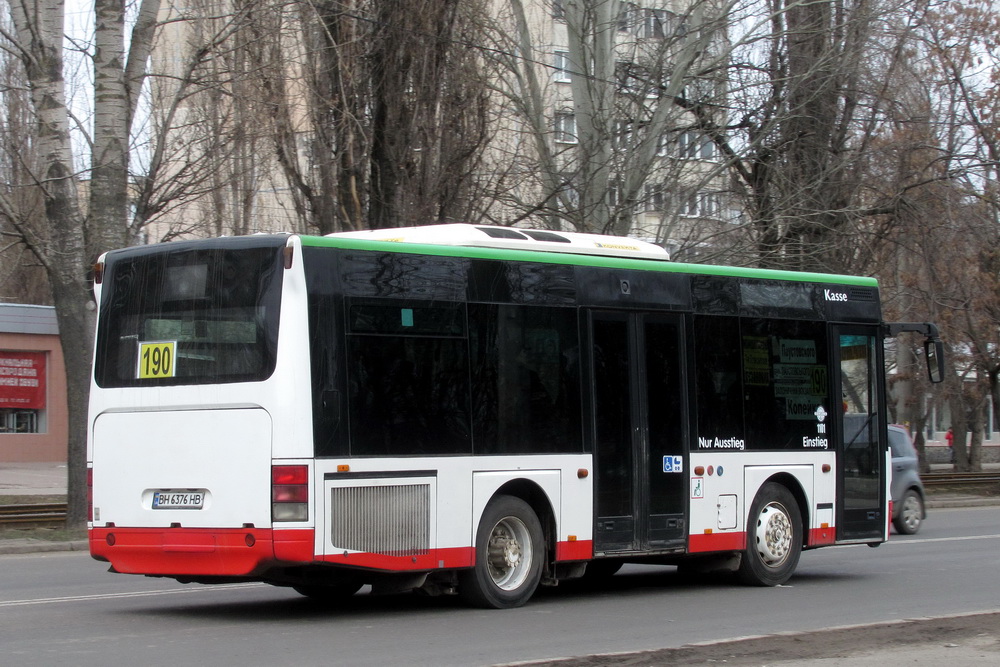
[662, 455, 683, 473]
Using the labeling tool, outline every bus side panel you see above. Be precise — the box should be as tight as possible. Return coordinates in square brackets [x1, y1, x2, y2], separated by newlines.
[314, 455, 593, 570]
[687, 452, 831, 553]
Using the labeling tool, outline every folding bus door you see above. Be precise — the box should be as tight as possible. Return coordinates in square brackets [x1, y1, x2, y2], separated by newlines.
[832, 326, 887, 541]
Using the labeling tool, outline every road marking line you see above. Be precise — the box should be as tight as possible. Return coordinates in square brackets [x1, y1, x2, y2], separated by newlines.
[0, 582, 265, 608]
[890, 534, 1000, 545]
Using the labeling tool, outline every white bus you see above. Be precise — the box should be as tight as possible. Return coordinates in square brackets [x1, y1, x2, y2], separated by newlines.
[87, 224, 942, 608]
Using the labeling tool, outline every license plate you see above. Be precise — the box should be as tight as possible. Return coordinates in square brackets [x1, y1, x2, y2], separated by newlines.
[152, 490, 205, 510]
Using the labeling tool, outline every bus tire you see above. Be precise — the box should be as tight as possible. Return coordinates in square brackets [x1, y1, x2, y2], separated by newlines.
[459, 495, 545, 609]
[738, 482, 802, 587]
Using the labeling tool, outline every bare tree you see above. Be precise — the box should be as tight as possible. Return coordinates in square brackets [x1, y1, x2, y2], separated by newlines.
[1, 0, 277, 523]
[481, 0, 727, 237]
[873, 0, 1000, 470]
[0, 19, 51, 305]
[248, 0, 494, 234]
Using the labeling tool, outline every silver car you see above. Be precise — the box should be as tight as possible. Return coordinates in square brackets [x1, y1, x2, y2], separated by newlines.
[888, 424, 926, 534]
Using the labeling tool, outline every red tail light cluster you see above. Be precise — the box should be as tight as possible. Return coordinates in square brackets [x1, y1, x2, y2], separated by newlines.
[272, 465, 308, 522]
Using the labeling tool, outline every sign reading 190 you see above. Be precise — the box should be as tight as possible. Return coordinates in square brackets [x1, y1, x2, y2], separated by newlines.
[137, 341, 177, 379]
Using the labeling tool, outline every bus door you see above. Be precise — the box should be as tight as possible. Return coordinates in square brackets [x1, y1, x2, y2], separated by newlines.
[590, 311, 688, 554]
[832, 326, 886, 541]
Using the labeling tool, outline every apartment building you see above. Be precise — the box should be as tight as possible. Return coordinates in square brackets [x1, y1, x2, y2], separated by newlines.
[141, 0, 733, 252]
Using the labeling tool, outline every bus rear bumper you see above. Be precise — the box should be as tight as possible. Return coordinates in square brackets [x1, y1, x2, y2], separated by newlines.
[89, 527, 315, 577]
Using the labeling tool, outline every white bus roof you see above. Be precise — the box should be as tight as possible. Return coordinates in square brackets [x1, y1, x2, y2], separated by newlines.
[326, 223, 670, 261]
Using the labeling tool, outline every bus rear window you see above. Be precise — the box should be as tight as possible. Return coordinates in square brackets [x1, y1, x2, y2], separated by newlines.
[94, 242, 284, 387]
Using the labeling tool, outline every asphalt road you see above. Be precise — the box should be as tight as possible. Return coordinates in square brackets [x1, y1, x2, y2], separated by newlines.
[2, 505, 999, 666]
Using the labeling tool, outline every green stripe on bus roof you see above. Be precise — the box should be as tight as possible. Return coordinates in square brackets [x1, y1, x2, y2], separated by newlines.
[299, 235, 878, 287]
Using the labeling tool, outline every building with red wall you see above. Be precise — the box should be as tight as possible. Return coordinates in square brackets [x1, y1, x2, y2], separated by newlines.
[0, 304, 67, 462]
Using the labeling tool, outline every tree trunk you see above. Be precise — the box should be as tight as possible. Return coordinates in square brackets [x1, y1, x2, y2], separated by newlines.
[52, 282, 96, 526]
[91, 0, 131, 260]
[948, 394, 969, 471]
[10, 0, 163, 526]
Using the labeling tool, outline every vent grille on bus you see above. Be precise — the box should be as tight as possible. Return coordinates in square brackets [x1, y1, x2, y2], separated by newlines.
[329, 484, 430, 556]
[847, 286, 877, 302]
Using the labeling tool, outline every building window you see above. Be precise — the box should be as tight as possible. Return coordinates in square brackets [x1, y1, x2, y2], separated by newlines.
[0, 409, 40, 434]
[617, 62, 662, 99]
[641, 9, 674, 39]
[687, 76, 718, 104]
[618, 3, 638, 32]
[679, 190, 721, 218]
[553, 50, 572, 83]
[552, 0, 565, 21]
[557, 174, 580, 211]
[608, 180, 624, 208]
[656, 133, 671, 157]
[644, 183, 667, 212]
[554, 112, 577, 144]
[613, 120, 634, 150]
[676, 131, 717, 160]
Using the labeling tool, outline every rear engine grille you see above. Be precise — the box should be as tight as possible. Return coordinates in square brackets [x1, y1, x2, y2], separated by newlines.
[329, 484, 430, 556]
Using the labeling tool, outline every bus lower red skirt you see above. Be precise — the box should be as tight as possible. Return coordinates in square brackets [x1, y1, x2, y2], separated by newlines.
[89, 527, 314, 577]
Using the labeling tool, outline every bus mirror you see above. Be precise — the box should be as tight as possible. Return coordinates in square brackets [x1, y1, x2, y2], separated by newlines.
[925, 339, 945, 384]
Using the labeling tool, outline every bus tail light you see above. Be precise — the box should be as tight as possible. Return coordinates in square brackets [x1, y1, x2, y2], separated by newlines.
[272, 465, 308, 522]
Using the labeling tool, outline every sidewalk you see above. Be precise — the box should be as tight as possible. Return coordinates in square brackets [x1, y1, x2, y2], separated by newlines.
[0, 461, 68, 496]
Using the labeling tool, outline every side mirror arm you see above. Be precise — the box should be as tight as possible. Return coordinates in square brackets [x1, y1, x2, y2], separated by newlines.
[883, 321, 945, 384]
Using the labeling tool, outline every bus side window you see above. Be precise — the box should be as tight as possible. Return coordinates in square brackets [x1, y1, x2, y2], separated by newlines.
[469, 304, 582, 455]
[693, 316, 745, 444]
[346, 302, 471, 457]
[742, 319, 829, 450]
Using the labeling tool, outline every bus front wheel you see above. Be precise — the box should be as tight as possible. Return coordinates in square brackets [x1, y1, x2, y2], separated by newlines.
[459, 495, 545, 609]
[738, 482, 802, 587]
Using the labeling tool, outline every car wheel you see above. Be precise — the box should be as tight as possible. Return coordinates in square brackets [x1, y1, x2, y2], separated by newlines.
[459, 495, 544, 609]
[738, 482, 802, 587]
[893, 489, 924, 535]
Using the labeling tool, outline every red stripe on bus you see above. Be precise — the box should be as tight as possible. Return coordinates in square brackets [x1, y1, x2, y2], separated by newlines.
[688, 531, 746, 553]
[318, 547, 475, 570]
[89, 527, 280, 576]
[807, 527, 836, 546]
[273, 528, 315, 562]
[555, 539, 593, 561]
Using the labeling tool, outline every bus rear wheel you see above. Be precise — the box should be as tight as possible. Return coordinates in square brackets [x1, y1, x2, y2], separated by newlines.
[459, 495, 544, 609]
[738, 482, 802, 587]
